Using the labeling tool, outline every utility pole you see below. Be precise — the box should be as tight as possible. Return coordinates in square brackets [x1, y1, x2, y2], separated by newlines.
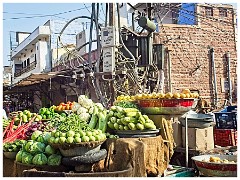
[109, 3, 115, 26]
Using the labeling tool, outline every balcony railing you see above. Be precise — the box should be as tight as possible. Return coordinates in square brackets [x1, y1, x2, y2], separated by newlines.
[14, 61, 37, 77]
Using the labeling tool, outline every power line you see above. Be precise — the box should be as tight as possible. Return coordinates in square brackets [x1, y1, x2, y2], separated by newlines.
[3, 6, 91, 20]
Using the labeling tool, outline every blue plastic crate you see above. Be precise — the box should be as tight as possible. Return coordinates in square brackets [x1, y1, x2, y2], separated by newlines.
[227, 106, 237, 112]
[214, 112, 237, 129]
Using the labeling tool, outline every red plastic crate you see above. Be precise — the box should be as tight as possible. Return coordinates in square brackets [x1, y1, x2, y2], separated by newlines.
[214, 129, 237, 147]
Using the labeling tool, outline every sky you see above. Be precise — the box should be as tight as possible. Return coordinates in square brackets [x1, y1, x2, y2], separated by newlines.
[2, 2, 106, 67]
[1, 1, 238, 67]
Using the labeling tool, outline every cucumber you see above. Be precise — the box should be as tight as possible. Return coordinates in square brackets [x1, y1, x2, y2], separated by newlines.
[88, 114, 98, 129]
[97, 112, 107, 133]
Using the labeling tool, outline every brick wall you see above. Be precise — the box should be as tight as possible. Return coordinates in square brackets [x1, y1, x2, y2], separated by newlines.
[153, 4, 237, 108]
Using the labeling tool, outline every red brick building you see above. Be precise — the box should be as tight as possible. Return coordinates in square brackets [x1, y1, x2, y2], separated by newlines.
[154, 3, 237, 108]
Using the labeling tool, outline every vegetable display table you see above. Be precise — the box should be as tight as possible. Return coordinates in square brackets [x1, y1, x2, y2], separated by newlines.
[8, 135, 170, 177]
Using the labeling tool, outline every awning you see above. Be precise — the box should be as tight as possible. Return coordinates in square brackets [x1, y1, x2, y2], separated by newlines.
[12, 72, 61, 87]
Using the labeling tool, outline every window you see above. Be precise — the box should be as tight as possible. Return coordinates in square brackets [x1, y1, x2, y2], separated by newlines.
[205, 7, 213, 16]
[27, 58, 30, 66]
[219, 8, 227, 17]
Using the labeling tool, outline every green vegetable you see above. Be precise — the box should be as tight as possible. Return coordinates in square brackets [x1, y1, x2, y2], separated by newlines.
[115, 106, 124, 113]
[66, 130, 75, 137]
[126, 112, 138, 117]
[124, 126, 129, 130]
[54, 137, 60, 144]
[66, 137, 74, 143]
[88, 114, 98, 129]
[116, 119, 123, 125]
[89, 136, 96, 141]
[31, 142, 46, 154]
[48, 137, 55, 144]
[45, 145, 56, 155]
[47, 154, 62, 166]
[74, 137, 82, 143]
[59, 137, 66, 144]
[114, 101, 138, 109]
[16, 150, 24, 162]
[37, 135, 45, 143]
[32, 153, 48, 165]
[144, 123, 156, 129]
[81, 136, 90, 142]
[31, 130, 43, 141]
[118, 125, 124, 130]
[43, 132, 52, 143]
[79, 130, 86, 137]
[136, 123, 145, 130]
[123, 108, 139, 113]
[110, 117, 117, 123]
[107, 121, 114, 129]
[24, 140, 34, 152]
[22, 152, 33, 164]
[98, 112, 107, 133]
[60, 132, 66, 137]
[113, 123, 119, 130]
[128, 123, 137, 130]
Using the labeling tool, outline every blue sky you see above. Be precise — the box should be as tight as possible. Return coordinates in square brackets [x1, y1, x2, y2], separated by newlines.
[2, 2, 238, 67]
[2, 3, 106, 66]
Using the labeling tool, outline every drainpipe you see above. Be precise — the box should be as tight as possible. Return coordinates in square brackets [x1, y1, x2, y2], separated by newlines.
[167, 47, 172, 92]
[226, 51, 232, 105]
[210, 48, 218, 107]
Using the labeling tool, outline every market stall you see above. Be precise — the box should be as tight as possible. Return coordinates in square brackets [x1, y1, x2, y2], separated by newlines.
[3, 91, 237, 177]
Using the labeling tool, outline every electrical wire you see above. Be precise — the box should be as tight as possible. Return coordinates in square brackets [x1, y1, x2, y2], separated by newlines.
[3, 6, 92, 20]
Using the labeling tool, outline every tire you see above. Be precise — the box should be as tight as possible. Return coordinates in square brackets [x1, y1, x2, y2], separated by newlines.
[62, 149, 107, 166]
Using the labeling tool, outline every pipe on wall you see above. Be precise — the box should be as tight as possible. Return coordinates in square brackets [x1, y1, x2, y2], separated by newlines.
[210, 48, 218, 107]
[226, 51, 232, 105]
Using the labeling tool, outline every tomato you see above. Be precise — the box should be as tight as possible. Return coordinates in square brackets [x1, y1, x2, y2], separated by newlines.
[62, 105, 66, 110]
[65, 104, 70, 110]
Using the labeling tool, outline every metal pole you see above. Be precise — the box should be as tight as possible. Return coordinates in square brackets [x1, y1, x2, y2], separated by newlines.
[226, 51, 232, 105]
[185, 116, 188, 168]
[211, 48, 218, 107]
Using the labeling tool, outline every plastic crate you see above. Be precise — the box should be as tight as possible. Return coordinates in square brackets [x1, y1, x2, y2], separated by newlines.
[214, 112, 237, 129]
[214, 129, 237, 147]
[226, 106, 237, 112]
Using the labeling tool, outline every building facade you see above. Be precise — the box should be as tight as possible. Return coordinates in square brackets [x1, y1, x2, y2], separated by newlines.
[154, 3, 237, 108]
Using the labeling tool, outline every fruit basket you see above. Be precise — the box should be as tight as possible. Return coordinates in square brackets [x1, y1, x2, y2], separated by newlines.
[3, 151, 17, 159]
[191, 154, 237, 177]
[49, 140, 106, 157]
[136, 98, 198, 115]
